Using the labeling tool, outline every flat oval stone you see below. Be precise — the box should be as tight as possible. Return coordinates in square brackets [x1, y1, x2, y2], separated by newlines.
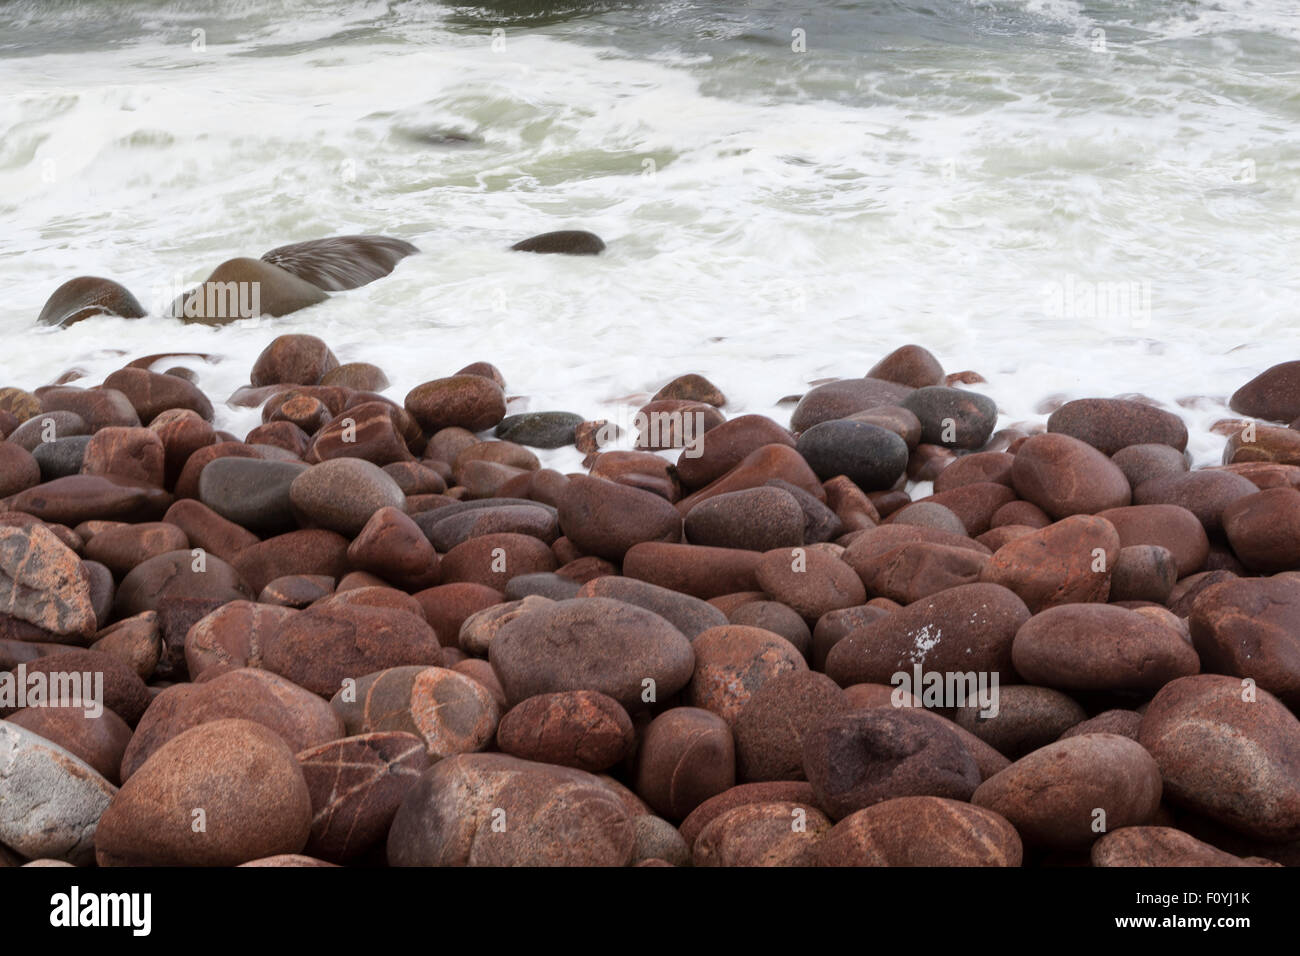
[684, 486, 805, 551]
[900, 385, 998, 450]
[815, 796, 1022, 866]
[789, 378, 914, 433]
[1011, 433, 1132, 519]
[557, 475, 682, 562]
[692, 800, 831, 866]
[1012, 603, 1200, 693]
[971, 733, 1163, 849]
[199, 457, 309, 535]
[289, 458, 406, 537]
[1048, 398, 1188, 454]
[496, 690, 634, 772]
[754, 546, 865, 620]
[1139, 674, 1300, 839]
[388, 753, 635, 866]
[489, 597, 694, 709]
[795, 420, 909, 490]
[575, 576, 727, 640]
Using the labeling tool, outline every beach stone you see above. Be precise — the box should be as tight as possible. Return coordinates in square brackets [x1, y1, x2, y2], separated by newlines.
[31, 437, 92, 481]
[979, 514, 1119, 612]
[677, 782, 819, 846]
[347, 507, 438, 590]
[575, 576, 727, 640]
[887, 501, 964, 536]
[845, 405, 922, 451]
[308, 402, 414, 466]
[634, 707, 735, 820]
[261, 234, 416, 291]
[496, 690, 634, 772]
[150, 411, 217, 485]
[812, 605, 890, 670]
[867, 345, 944, 388]
[790, 378, 914, 433]
[114, 548, 248, 620]
[1011, 433, 1131, 519]
[389, 753, 635, 866]
[0, 388, 42, 424]
[101, 367, 213, 424]
[815, 796, 1022, 866]
[851, 540, 990, 606]
[1111, 443, 1189, 489]
[900, 386, 997, 450]
[923, 482, 1017, 536]
[1110, 544, 1179, 603]
[728, 601, 811, 658]
[822, 475, 881, 531]
[1060, 709, 1143, 742]
[825, 583, 1029, 687]
[1133, 470, 1257, 533]
[754, 547, 865, 620]
[494, 411, 584, 449]
[489, 597, 694, 709]
[418, 502, 557, 552]
[674, 415, 795, 488]
[1222, 424, 1300, 467]
[692, 801, 830, 866]
[0, 443, 40, 499]
[1091, 826, 1276, 867]
[7, 411, 89, 452]
[2, 647, 150, 725]
[384, 461, 447, 497]
[795, 420, 909, 491]
[1048, 398, 1187, 454]
[510, 230, 605, 255]
[81, 522, 188, 579]
[0, 720, 116, 864]
[288, 458, 405, 537]
[297, 731, 428, 863]
[623, 542, 764, 600]
[1095, 504, 1208, 578]
[78, 427, 165, 487]
[953, 685, 1086, 759]
[677, 443, 824, 515]
[250, 335, 338, 387]
[505, 572, 579, 601]
[688, 625, 807, 723]
[184, 601, 296, 678]
[1222, 487, 1300, 572]
[933, 452, 1015, 493]
[971, 733, 1162, 849]
[319, 362, 390, 391]
[173, 441, 261, 500]
[557, 475, 681, 561]
[196, 457, 307, 535]
[767, 479, 843, 543]
[439, 532, 558, 590]
[260, 575, 333, 608]
[630, 816, 690, 866]
[802, 709, 981, 820]
[229, 530, 348, 597]
[1229, 360, 1300, 422]
[0, 524, 96, 640]
[263, 604, 441, 698]
[95, 719, 312, 865]
[41, 386, 140, 431]
[405, 376, 507, 434]
[36, 275, 146, 328]
[684, 486, 804, 551]
[1013, 603, 1199, 693]
[413, 582, 502, 649]
[121, 668, 343, 780]
[733, 671, 848, 781]
[457, 596, 549, 656]
[330, 665, 497, 760]
[1140, 675, 1300, 839]
[1188, 576, 1300, 708]
[177, 258, 327, 325]
[653, 373, 726, 407]
[6, 704, 131, 785]
[634, 399, 724, 451]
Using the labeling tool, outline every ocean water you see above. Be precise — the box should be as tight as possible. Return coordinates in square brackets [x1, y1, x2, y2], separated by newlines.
[2, 0, 1299, 472]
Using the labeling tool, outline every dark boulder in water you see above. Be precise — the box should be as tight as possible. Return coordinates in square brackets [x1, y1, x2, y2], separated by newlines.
[173, 258, 328, 326]
[260, 235, 419, 292]
[510, 230, 605, 255]
[36, 276, 146, 328]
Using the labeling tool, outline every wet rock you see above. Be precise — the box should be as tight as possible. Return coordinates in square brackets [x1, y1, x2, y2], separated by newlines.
[510, 230, 605, 255]
[1133, 470, 1257, 533]
[1222, 487, 1300, 572]
[102, 367, 213, 424]
[852, 540, 989, 605]
[261, 235, 418, 291]
[198, 457, 308, 535]
[688, 625, 807, 723]
[1095, 503, 1208, 578]
[653, 373, 726, 407]
[494, 411, 584, 448]
[794, 420, 909, 492]
[1188, 576, 1300, 708]
[0, 524, 97, 640]
[1228, 360, 1300, 422]
[1011, 433, 1131, 519]
[900, 386, 998, 450]
[575, 575, 727, 640]
[405, 375, 507, 434]
[36, 275, 146, 328]
[789, 378, 914, 433]
[288, 458, 405, 536]
[867, 345, 944, 388]
[979, 514, 1119, 612]
[1047, 398, 1187, 454]
[176, 258, 327, 325]
[556, 475, 681, 561]
[684, 486, 805, 551]
[0, 443, 41, 498]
